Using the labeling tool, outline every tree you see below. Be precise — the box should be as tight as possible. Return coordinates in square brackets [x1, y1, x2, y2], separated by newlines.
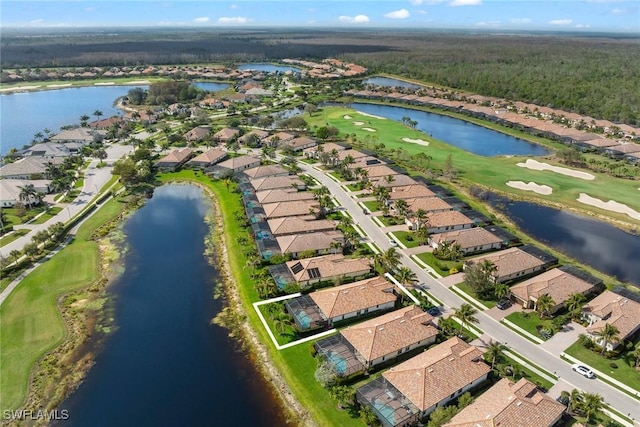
[379, 247, 401, 273]
[94, 148, 108, 163]
[395, 266, 417, 286]
[464, 260, 496, 299]
[79, 114, 90, 127]
[633, 343, 640, 368]
[564, 292, 586, 319]
[10, 249, 21, 267]
[581, 392, 603, 426]
[485, 341, 506, 369]
[314, 360, 338, 388]
[437, 316, 457, 339]
[535, 293, 555, 319]
[304, 103, 318, 116]
[394, 199, 409, 220]
[19, 183, 38, 209]
[598, 323, 620, 356]
[272, 312, 292, 335]
[93, 109, 103, 121]
[443, 154, 454, 178]
[329, 385, 354, 409]
[23, 242, 39, 260]
[454, 303, 478, 335]
[494, 283, 510, 301]
[359, 404, 380, 426]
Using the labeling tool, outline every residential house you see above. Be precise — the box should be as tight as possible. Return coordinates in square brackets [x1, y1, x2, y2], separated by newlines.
[283, 136, 317, 152]
[429, 227, 504, 255]
[21, 143, 74, 159]
[510, 266, 602, 314]
[0, 157, 63, 180]
[372, 174, 418, 188]
[213, 127, 241, 144]
[443, 378, 565, 427]
[275, 230, 344, 259]
[186, 149, 227, 169]
[356, 337, 490, 427]
[183, 126, 211, 143]
[89, 116, 125, 130]
[155, 148, 193, 172]
[212, 155, 261, 177]
[361, 165, 401, 180]
[225, 93, 247, 103]
[242, 164, 290, 180]
[244, 87, 273, 97]
[464, 245, 556, 284]
[49, 128, 97, 144]
[275, 254, 371, 288]
[0, 179, 51, 207]
[340, 305, 438, 369]
[255, 189, 315, 204]
[263, 132, 295, 147]
[267, 216, 335, 236]
[287, 276, 397, 329]
[424, 210, 475, 233]
[604, 142, 640, 159]
[400, 197, 453, 229]
[250, 175, 305, 192]
[304, 142, 346, 159]
[582, 290, 640, 350]
[239, 129, 270, 145]
[388, 185, 436, 201]
[262, 200, 320, 219]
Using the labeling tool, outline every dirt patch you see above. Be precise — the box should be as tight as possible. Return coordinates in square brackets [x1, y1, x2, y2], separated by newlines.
[577, 193, 640, 220]
[506, 181, 553, 195]
[516, 159, 595, 181]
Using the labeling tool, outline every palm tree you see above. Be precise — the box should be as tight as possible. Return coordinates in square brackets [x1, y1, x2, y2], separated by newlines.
[581, 392, 603, 426]
[272, 312, 292, 335]
[485, 341, 506, 369]
[564, 292, 586, 319]
[494, 283, 510, 301]
[19, 183, 38, 209]
[395, 266, 417, 286]
[438, 316, 457, 339]
[633, 343, 640, 368]
[93, 109, 103, 121]
[454, 303, 478, 335]
[380, 247, 401, 273]
[535, 293, 555, 319]
[568, 389, 583, 415]
[9, 250, 21, 267]
[394, 199, 409, 220]
[598, 323, 620, 356]
[80, 114, 90, 127]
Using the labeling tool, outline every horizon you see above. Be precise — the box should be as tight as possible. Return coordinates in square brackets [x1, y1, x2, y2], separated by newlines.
[2, 0, 639, 33]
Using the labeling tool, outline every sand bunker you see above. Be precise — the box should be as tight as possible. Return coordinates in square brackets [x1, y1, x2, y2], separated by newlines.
[362, 127, 377, 132]
[506, 181, 553, 195]
[47, 83, 72, 88]
[343, 115, 353, 119]
[577, 193, 640, 220]
[95, 82, 115, 86]
[517, 159, 595, 181]
[357, 111, 386, 120]
[353, 121, 365, 126]
[0, 85, 41, 93]
[402, 137, 430, 147]
[128, 80, 151, 85]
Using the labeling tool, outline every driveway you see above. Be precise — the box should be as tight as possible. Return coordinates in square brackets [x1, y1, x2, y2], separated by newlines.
[541, 321, 587, 354]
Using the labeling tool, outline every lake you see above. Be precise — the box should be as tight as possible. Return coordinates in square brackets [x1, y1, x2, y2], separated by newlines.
[192, 82, 231, 92]
[58, 185, 286, 426]
[486, 194, 640, 286]
[237, 63, 301, 73]
[363, 76, 423, 90]
[0, 85, 144, 155]
[350, 102, 550, 157]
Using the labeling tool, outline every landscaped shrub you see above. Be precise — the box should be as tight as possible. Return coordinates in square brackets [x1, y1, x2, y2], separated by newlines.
[609, 362, 618, 369]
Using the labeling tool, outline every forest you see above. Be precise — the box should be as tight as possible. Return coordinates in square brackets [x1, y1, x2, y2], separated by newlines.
[2, 28, 638, 124]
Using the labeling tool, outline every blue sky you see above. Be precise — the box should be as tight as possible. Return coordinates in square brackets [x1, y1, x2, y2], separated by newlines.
[2, 0, 638, 32]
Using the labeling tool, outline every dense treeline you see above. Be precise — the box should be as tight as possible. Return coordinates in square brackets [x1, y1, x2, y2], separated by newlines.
[2, 28, 638, 124]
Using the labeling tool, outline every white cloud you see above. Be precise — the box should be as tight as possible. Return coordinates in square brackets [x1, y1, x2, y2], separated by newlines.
[510, 18, 532, 24]
[193, 16, 210, 23]
[384, 9, 410, 19]
[449, 0, 482, 6]
[475, 21, 500, 27]
[549, 19, 573, 25]
[575, 24, 591, 28]
[338, 15, 370, 24]
[29, 19, 44, 24]
[218, 16, 251, 24]
[610, 8, 625, 14]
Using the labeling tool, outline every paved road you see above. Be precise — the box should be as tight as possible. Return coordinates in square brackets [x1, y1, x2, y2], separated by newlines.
[297, 160, 640, 422]
[0, 143, 133, 259]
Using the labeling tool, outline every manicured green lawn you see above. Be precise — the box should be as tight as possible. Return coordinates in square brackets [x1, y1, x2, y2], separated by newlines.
[505, 311, 554, 340]
[30, 207, 63, 225]
[392, 230, 421, 248]
[307, 106, 640, 227]
[565, 341, 640, 392]
[377, 215, 402, 226]
[455, 282, 496, 309]
[362, 200, 380, 212]
[327, 171, 345, 182]
[0, 198, 124, 412]
[0, 229, 29, 247]
[499, 354, 554, 391]
[415, 252, 462, 277]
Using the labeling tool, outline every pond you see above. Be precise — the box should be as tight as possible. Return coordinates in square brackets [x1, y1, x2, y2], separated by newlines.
[363, 76, 423, 90]
[237, 63, 301, 73]
[350, 102, 550, 157]
[0, 85, 145, 155]
[192, 81, 231, 92]
[58, 185, 286, 426]
[485, 194, 640, 286]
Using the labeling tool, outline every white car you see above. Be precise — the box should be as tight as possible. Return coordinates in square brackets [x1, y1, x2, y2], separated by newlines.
[389, 239, 398, 247]
[572, 364, 595, 379]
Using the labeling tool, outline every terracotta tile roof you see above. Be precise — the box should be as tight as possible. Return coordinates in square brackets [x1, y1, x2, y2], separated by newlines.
[361, 165, 400, 179]
[583, 290, 640, 340]
[341, 306, 437, 363]
[255, 189, 315, 204]
[388, 185, 436, 200]
[0, 157, 63, 178]
[336, 149, 369, 161]
[276, 230, 344, 255]
[217, 155, 261, 170]
[213, 127, 240, 141]
[383, 337, 490, 411]
[262, 200, 320, 218]
[307, 142, 346, 154]
[405, 197, 453, 213]
[466, 247, 546, 279]
[157, 148, 193, 164]
[243, 164, 290, 179]
[267, 216, 335, 235]
[286, 136, 317, 150]
[429, 227, 503, 252]
[310, 276, 396, 319]
[373, 174, 418, 188]
[263, 131, 295, 144]
[239, 129, 269, 143]
[426, 210, 475, 228]
[510, 268, 597, 307]
[250, 175, 304, 191]
[444, 378, 565, 427]
[188, 148, 226, 165]
[183, 126, 211, 141]
[285, 254, 371, 282]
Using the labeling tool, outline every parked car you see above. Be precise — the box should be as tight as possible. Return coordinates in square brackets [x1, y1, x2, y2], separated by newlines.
[427, 307, 441, 316]
[497, 299, 512, 310]
[556, 395, 570, 406]
[572, 364, 595, 379]
[389, 239, 398, 247]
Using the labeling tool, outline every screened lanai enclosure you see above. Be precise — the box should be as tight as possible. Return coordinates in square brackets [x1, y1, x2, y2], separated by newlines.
[356, 377, 421, 427]
[314, 334, 365, 377]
